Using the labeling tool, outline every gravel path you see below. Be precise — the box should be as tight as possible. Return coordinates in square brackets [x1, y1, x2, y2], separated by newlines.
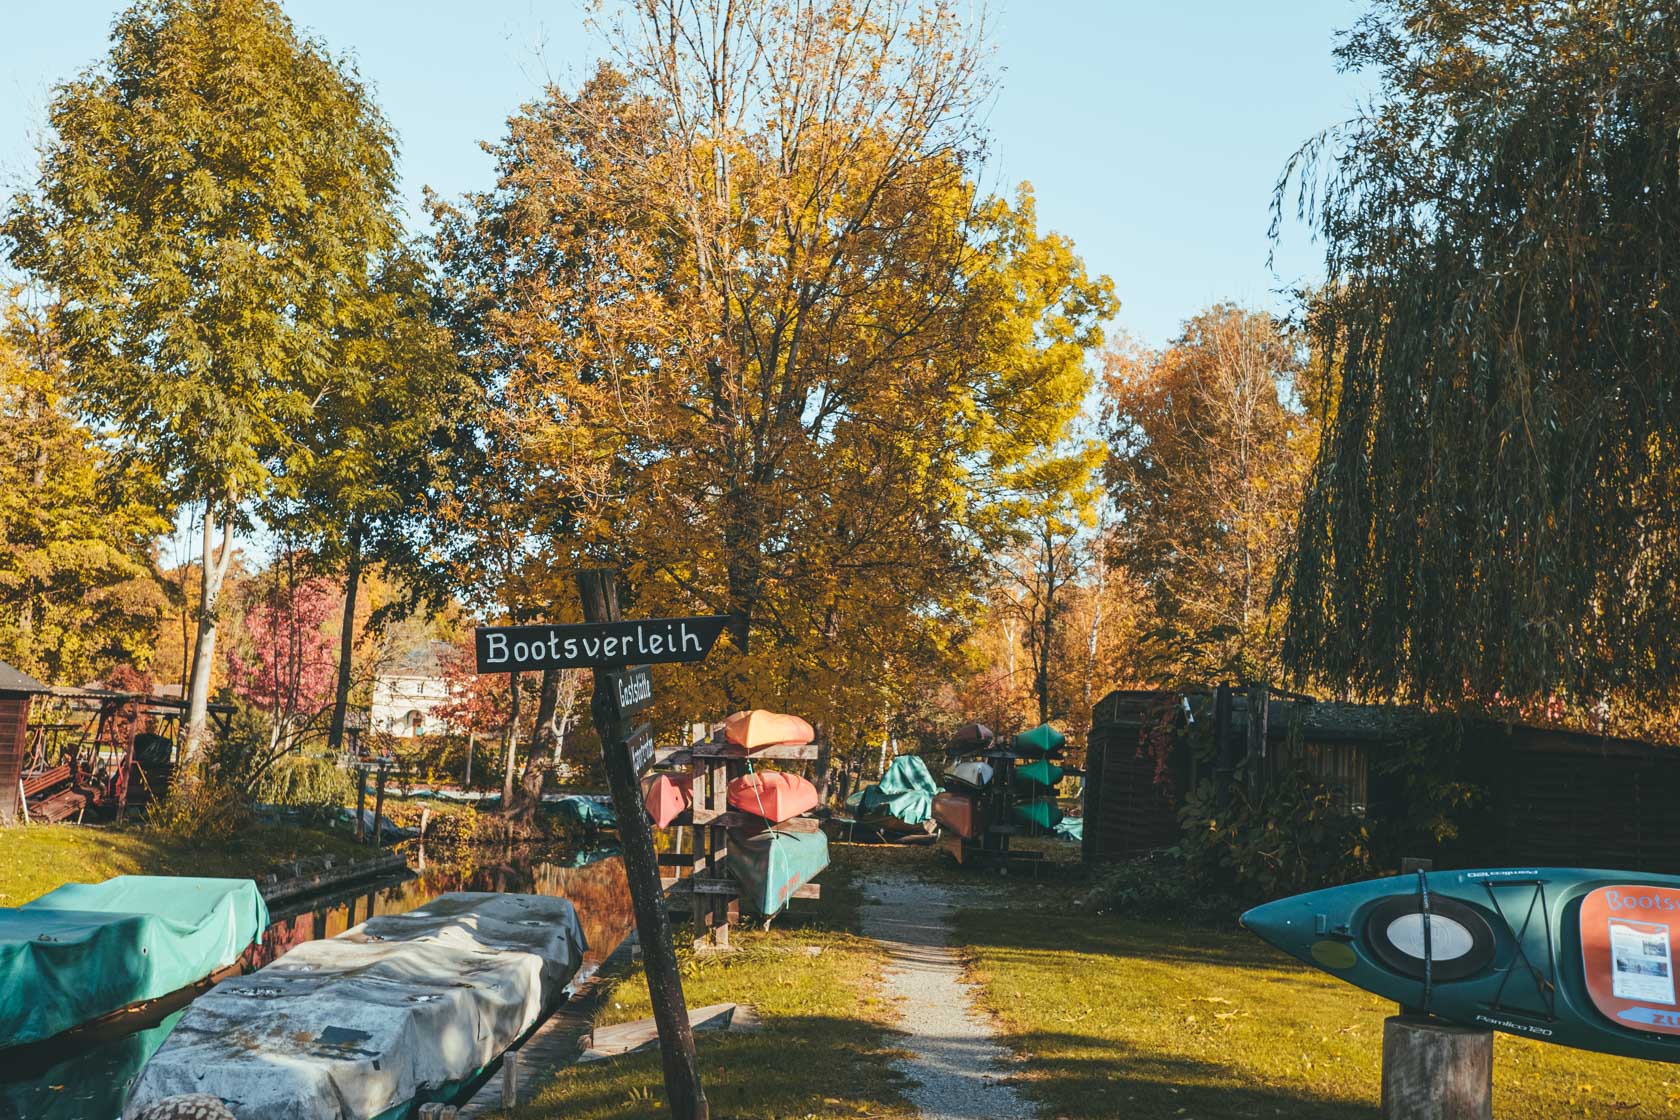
[859, 875, 1037, 1120]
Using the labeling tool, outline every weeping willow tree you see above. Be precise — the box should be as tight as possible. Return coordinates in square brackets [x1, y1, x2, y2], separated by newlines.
[1275, 0, 1680, 724]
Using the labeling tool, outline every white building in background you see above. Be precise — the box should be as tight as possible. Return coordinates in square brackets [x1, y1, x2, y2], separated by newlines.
[369, 641, 454, 737]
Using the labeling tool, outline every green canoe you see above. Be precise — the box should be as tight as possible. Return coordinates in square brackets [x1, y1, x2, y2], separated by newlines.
[1243, 868, 1680, 1063]
[728, 829, 830, 915]
[1013, 758, 1063, 791]
[0, 876, 268, 1049]
[1013, 723, 1066, 756]
[1012, 798, 1064, 832]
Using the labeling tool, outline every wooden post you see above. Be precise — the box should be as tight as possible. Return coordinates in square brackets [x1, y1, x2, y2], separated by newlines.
[465, 730, 475, 787]
[355, 767, 367, 843]
[1381, 1015, 1492, 1120]
[1246, 682, 1269, 791]
[1212, 683, 1234, 809]
[500, 1049, 521, 1108]
[372, 764, 387, 849]
[577, 569, 709, 1120]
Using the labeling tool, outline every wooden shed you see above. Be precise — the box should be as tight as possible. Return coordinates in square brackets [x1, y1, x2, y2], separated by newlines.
[0, 660, 48, 825]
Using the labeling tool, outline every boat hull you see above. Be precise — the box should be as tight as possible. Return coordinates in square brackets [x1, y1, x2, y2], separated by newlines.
[723, 710, 815, 750]
[931, 791, 985, 839]
[1242, 868, 1680, 1063]
[727, 771, 819, 823]
[642, 773, 693, 828]
[728, 829, 830, 915]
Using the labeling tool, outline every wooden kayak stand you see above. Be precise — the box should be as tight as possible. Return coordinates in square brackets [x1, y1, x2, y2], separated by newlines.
[653, 737, 822, 947]
[944, 743, 1081, 874]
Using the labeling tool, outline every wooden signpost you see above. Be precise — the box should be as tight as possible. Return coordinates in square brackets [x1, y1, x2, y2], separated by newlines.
[475, 571, 720, 1120]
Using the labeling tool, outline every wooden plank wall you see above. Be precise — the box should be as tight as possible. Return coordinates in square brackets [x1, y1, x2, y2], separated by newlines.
[0, 695, 26, 825]
[1085, 692, 1181, 863]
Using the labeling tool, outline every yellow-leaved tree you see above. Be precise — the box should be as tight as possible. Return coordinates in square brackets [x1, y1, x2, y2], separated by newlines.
[430, 0, 1114, 776]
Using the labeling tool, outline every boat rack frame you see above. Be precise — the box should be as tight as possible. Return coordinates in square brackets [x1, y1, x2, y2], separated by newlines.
[653, 736, 823, 948]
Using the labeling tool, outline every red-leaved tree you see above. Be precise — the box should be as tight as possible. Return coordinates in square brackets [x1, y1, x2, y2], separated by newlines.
[227, 570, 340, 751]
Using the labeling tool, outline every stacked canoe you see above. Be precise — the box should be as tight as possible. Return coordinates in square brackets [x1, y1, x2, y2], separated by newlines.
[642, 709, 829, 919]
[842, 755, 939, 837]
[935, 721, 1084, 862]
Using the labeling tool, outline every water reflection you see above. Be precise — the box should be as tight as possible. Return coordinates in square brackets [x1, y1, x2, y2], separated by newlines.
[0, 843, 630, 1120]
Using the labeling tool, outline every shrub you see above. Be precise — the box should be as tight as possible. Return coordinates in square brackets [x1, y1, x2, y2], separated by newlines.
[1076, 848, 1244, 926]
[253, 755, 352, 818]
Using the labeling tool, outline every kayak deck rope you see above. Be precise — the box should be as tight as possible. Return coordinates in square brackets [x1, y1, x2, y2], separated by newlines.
[1483, 878, 1559, 1021]
[1418, 870, 1434, 1015]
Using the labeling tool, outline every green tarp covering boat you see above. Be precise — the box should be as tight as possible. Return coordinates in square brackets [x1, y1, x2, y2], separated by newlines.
[0, 876, 268, 1049]
[554, 794, 618, 829]
[728, 829, 830, 915]
[1013, 723, 1066, 755]
[1012, 798, 1064, 832]
[1013, 758, 1063, 791]
[1052, 815, 1083, 842]
[852, 755, 938, 828]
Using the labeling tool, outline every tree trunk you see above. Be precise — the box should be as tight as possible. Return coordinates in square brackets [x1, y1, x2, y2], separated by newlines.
[327, 519, 364, 754]
[502, 671, 521, 804]
[813, 726, 832, 805]
[184, 498, 236, 760]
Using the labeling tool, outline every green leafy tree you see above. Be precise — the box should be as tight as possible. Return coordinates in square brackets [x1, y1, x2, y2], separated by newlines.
[4, 0, 404, 753]
[1275, 0, 1680, 726]
[0, 292, 169, 682]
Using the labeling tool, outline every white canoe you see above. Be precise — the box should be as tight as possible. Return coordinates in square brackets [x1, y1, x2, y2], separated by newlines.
[944, 760, 994, 790]
[124, 892, 587, 1120]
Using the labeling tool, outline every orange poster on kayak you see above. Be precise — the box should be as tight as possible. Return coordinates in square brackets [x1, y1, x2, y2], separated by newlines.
[1582, 886, 1680, 1035]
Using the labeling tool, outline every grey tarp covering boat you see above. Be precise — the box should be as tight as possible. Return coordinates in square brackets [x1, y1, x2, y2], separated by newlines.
[124, 892, 587, 1120]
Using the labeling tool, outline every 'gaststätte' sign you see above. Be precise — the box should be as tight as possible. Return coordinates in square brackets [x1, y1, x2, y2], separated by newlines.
[475, 616, 730, 673]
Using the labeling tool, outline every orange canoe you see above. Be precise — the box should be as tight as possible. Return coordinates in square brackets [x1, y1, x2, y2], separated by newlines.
[727, 771, 820, 823]
[641, 772, 694, 828]
[723, 710, 815, 750]
[931, 791, 985, 839]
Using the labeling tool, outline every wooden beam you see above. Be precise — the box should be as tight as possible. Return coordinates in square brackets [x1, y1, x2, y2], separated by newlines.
[579, 569, 708, 1120]
[689, 741, 821, 761]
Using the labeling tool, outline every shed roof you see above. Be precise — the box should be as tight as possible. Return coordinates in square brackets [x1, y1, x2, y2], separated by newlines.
[0, 660, 48, 695]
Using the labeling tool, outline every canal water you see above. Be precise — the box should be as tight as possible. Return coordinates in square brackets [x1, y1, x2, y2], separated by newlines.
[0, 843, 635, 1120]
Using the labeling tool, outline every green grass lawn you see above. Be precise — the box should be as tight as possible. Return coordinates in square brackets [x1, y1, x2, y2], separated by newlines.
[954, 902, 1680, 1119]
[507, 847, 918, 1120]
[0, 820, 371, 905]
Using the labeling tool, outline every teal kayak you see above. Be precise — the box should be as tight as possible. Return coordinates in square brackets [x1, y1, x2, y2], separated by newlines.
[0, 876, 268, 1048]
[1013, 759, 1063, 791]
[1243, 868, 1680, 1063]
[1013, 724, 1066, 755]
[728, 829, 829, 915]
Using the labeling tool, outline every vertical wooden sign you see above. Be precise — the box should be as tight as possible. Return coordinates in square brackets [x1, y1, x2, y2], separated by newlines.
[576, 570, 709, 1120]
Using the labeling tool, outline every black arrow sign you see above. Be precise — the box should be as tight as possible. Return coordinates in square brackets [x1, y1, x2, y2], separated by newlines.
[624, 722, 655, 775]
[603, 666, 654, 724]
[474, 616, 730, 673]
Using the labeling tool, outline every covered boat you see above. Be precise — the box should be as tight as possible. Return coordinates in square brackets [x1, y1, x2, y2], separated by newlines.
[943, 759, 993, 791]
[642, 772, 693, 828]
[727, 771, 819, 823]
[124, 892, 587, 1120]
[0, 876, 268, 1049]
[723, 710, 815, 751]
[554, 794, 618, 829]
[728, 829, 830, 915]
[850, 755, 938, 831]
[1013, 723, 1066, 756]
[1243, 868, 1680, 1063]
[931, 791, 985, 839]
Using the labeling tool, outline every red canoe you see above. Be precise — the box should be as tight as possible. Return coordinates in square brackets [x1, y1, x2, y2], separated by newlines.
[723, 710, 815, 750]
[727, 771, 820, 823]
[641, 772, 694, 828]
[931, 791, 985, 839]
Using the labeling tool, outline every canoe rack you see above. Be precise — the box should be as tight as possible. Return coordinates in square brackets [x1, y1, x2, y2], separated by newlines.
[942, 745, 1082, 873]
[651, 732, 823, 948]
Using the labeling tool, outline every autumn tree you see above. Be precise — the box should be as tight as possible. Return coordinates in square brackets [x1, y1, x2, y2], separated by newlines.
[1100, 306, 1315, 681]
[0, 291, 169, 682]
[225, 559, 339, 752]
[432, 1, 1114, 760]
[1275, 0, 1680, 728]
[3, 0, 404, 754]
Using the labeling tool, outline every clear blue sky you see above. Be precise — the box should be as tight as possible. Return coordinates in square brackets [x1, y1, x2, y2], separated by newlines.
[0, 0, 1370, 347]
